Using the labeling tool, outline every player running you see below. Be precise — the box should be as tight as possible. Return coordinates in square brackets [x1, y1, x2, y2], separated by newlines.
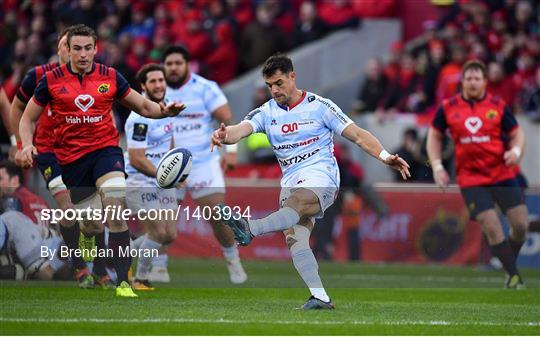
[18, 24, 185, 297]
[124, 64, 177, 290]
[211, 54, 410, 309]
[9, 26, 108, 289]
[427, 60, 529, 289]
[163, 45, 247, 284]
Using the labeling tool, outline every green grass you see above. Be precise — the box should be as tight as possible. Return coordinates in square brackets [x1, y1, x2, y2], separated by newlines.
[1, 259, 539, 335]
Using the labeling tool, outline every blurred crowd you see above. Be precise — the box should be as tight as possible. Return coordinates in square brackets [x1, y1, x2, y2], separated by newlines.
[0, 0, 397, 94]
[353, 0, 540, 118]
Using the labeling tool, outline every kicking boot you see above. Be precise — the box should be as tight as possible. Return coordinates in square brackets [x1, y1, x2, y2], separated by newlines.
[301, 296, 335, 310]
[216, 203, 253, 246]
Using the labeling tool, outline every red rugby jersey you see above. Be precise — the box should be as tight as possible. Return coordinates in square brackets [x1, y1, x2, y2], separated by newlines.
[33, 62, 130, 165]
[16, 62, 59, 154]
[432, 93, 519, 187]
[12, 186, 49, 225]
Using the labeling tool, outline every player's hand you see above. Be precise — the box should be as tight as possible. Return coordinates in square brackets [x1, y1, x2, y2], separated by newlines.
[14, 149, 26, 167]
[20, 145, 37, 168]
[160, 102, 186, 117]
[211, 123, 228, 152]
[433, 168, 450, 189]
[221, 152, 237, 173]
[503, 149, 520, 166]
[384, 154, 411, 180]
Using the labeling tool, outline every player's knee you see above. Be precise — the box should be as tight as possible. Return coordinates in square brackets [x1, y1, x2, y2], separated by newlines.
[99, 176, 127, 200]
[285, 225, 311, 254]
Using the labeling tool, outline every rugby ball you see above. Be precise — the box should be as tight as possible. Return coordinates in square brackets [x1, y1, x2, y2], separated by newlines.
[156, 148, 192, 189]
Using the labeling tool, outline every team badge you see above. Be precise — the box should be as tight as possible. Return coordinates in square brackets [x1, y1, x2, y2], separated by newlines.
[44, 166, 52, 180]
[98, 83, 110, 94]
[485, 109, 498, 119]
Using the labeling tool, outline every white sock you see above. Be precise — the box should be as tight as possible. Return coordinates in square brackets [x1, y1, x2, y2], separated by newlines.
[249, 207, 300, 236]
[292, 249, 330, 302]
[152, 252, 168, 268]
[135, 236, 162, 280]
[132, 234, 146, 250]
[222, 245, 239, 262]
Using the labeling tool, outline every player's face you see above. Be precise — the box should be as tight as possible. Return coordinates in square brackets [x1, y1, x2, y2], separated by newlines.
[142, 70, 166, 103]
[0, 169, 17, 197]
[68, 35, 97, 72]
[264, 70, 296, 106]
[57, 35, 69, 65]
[462, 69, 486, 99]
[164, 53, 189, 87]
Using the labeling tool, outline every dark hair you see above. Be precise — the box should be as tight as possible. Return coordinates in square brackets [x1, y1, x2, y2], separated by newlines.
[162, 45, 191, 63]
[404, 128, 418, 141]
[56, 25, 72, 45]
[462, 59, 487, 79]
[0, 160, 23, 184]
[136, 63, 165, 85]
[67, 24, 97, 47]
[262, 53, 294, 78]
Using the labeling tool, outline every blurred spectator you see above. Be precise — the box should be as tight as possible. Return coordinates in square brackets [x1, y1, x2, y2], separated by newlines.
[0, 160, 49, 225]
[352, 0, 396, 18]
[384, 53, 426, 113]
[205, 23, 239, 84]
[487, 61, 518, 110]
[292, 1, 328, 47]
[392, 128, 423, 182]
[172, 10, 212, 61]
[125, 37, 151, 73]
[318, 0, 358, 29]
[240, 3, 287, 72]
[226, 0, 254, 31]
[63, 0, 106, 30]
[436, 44, 466, 103]
[353, 58, 388, 114]
[524, 67, 540, 122]
[119, 2, 154, 41]
[424, 40, 446, 107]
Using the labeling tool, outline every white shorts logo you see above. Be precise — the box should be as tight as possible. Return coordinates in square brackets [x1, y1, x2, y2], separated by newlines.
[74, 94, 95, 112]
[464, 116, 482, 134]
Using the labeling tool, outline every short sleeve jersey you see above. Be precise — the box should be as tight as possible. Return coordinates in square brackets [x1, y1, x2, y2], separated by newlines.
[244, 91, 353, 177]
[33, 62, 131, 165]
[432, 93, 519, 187]
[124, 111, 174, 184]
[16, 62, 59, 153]
[165, 73, 228, 166]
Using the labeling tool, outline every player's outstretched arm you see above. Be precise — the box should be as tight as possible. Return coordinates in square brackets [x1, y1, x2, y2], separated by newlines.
[19, 98, 44, 167]
[210, 122, 253, 152]
[9, 97, 26, 143]
[426, 127, 450, 188]
[120, 90, 186, 119]
[341, 123, 411, 180]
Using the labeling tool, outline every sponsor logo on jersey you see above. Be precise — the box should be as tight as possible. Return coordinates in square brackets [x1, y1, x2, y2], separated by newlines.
[179, 113, 204, 119]
[272, 136, 320, 150]
[74, 94, 95, 112]
[133, 123, 148, 141]
[175, 124, 202, 132]
[97, 83, 110, 94]
[281, 123, 298, 133]
[278, 148, 320, 167]
[464, 116, 482, 134]
[65, 115, 103, 124]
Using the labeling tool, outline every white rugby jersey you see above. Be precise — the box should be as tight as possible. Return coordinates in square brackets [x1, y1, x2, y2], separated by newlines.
[124, 111, 174, 184]
[244, 91, 354, 177]
[165, 73, 228, 166]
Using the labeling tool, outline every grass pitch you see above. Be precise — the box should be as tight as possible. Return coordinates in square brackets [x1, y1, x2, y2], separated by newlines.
[1, 259, 539, 335]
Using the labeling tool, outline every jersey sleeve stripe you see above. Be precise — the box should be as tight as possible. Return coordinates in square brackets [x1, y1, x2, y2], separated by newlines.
[32, 96, 47, 107]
